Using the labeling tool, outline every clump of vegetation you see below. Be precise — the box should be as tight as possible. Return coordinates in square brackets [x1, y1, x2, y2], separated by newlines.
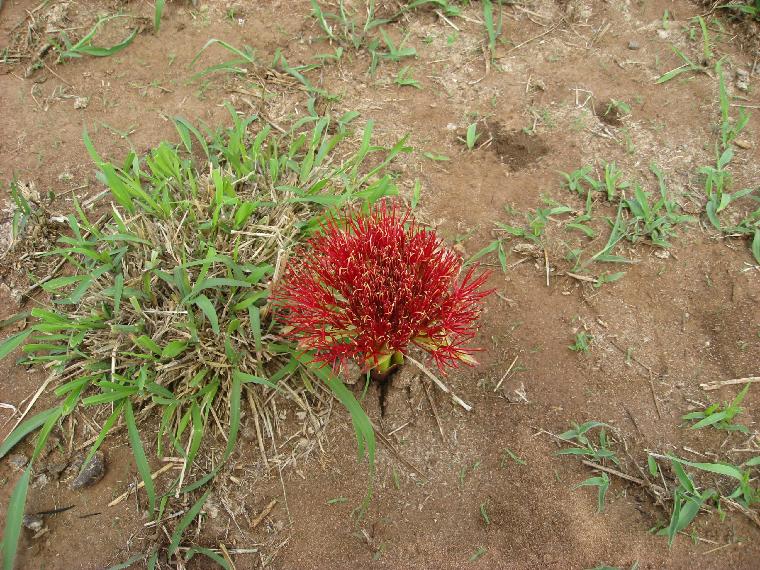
[275, 201, 493, 376]
[682, 383, 751, 432]
[555, 421, 619, 512]
[552, 414, 760, 547]
[649, 452, 760, 546]
[717, 0, 760, 21]
[0, 108, 409, 567]
[569, 330, 594, 353]
[701, 60, 759, 263]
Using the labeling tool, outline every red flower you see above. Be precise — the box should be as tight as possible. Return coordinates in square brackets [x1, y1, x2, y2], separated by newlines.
[275, 202, 493, 373]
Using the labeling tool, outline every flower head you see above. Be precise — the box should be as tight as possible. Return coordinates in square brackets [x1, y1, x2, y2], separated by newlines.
[275, 202, 492, 374]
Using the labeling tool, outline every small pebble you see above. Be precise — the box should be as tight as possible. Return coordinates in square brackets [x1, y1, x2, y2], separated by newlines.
[241, 422, 257, 442]
[46, 461, 69, 479]
[8, 453, 28, 471]
[734, 139, 752, 149]
[70, 451, 106, 489]
[736, 68, 750, 80]
[736, 80, 749, 93]
[656, 29, 669, 40]
[627, 40, 640, 50]
[22, 514, 44, 533]
[32, 473, 50, 489]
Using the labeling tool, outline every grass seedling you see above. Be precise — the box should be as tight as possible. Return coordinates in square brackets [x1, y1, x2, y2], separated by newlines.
[479, 502, 491, 525]
[716, 59, 750, 152]
[586, 203, 634, 265]
[649, 451, 760, 546]
[594, 271, 626, 288]
[569, 331, 593, 353]
[697, 16, 713, 61]
[699, 143, 755, 233]
[496, 204, 574, 244]
[556, 421, 619, 465]
[605, 99, 631, 118]
[55, 15, 138, 61]
[465, 122, 480, 150]
[465, 239, 507, 273]
[500, 448, 526, 467]
[423, 151, 450, 161]
[482, 0, 503, 60]
[310, 0, 458, 55]
[469, 547, 487, 563]
[313, 46, 344, 63]
[272, 49, 333, 98]
[700, 59, 760, 259]
[681, 383, 751, 433]
[574, 472, 610, 512]
[560, 165, 600, 196]
[602, 162, 629, 202]
[8, 179, 33, 240]
[656, 45, 708, 83]
[154, 0, 165, 32]
[657, 457, 717, 545]
[369, 28, 417, 75]
[718, 0, 760, 20]
[394, 65, 421, 89]
[565, 185, 596, 239]
[623, 174, 695, 248]
[189, 38, 256, 79]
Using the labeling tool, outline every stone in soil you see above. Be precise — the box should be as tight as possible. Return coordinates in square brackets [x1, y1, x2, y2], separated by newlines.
[69, 451, 106, 489]
[8, 453, 28, 471]
[22, 514, 44, 532]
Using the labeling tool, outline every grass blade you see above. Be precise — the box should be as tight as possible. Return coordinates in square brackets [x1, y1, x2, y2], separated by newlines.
[167, 489, 211, 558]
[0, 406, 60, 460]
[0, 329, 33, 360]
[194, 295, 220, 335]
[185, 547, 231, 569]
[154, 0, 165, 32]
[125, 401, 155, 517]
[2, 467, 32, 570]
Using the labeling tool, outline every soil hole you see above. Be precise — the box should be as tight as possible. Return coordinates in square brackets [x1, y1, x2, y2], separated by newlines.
[485, 121, 549, 171]
[595, 99, 625, 127]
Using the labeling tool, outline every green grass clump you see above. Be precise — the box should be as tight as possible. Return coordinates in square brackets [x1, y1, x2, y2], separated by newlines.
[717, 0, 760, 21]
[54, 15, 138, 61]
[309, 0, 458, 75]
[701, 60, 759, 263]
[682, 383, 751, 432]
[569, 331, 593, 353]
[649, 452, 760, 546]
[0, 106, 409, 567]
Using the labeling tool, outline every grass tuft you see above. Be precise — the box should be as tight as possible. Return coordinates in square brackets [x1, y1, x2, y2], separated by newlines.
[0, 107, 408, 566]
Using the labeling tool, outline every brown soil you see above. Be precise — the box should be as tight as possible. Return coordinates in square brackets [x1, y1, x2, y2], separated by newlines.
[595, 99, 624, 127]
[1, 0, 760, 569]
[486, 121, 550, 170]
